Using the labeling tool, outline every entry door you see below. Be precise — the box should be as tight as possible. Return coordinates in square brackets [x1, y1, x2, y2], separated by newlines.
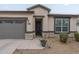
[35, 19, 42, 36]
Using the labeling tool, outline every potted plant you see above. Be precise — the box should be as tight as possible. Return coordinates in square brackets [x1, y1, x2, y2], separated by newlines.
[74, 32, 79, 42]
[60, 32, 68, 43]
[40, 40, 47, 47]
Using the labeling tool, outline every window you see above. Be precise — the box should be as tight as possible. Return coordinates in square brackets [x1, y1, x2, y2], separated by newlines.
[77, 19, 79, 26]
[15, 20, 24, 24]
[4, 20, 24, 24]
[55, 17, 70, 33]
[5, 20, 13, 24]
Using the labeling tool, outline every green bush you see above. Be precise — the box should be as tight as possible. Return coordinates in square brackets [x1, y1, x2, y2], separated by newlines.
[40, 40, 47, 47]
[74, 32, 79, 42]
[60, 32, 68, 43]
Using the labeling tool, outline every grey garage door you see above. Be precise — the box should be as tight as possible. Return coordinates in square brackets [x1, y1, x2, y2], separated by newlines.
[0, 20, 25, 39]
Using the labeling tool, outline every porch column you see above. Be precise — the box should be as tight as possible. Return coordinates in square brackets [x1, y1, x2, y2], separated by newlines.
[25, 15, 34, 39]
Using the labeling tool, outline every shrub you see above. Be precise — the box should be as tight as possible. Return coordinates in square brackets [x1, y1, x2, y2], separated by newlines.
[40, 40, 47, 47]
[74, 32, 79, 42]
[60, 32, 68, 43]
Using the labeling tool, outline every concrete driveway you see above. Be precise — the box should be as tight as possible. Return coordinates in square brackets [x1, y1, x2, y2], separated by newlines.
[0, 39, 43, 54]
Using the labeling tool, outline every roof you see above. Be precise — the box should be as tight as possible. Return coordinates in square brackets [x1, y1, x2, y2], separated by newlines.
[0, 11, 34, 13]
[27, 4, 51, 12]
[48, 14, 79, 17]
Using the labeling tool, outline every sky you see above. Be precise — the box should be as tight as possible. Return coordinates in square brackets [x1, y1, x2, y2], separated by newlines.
[0, 4, 79, 14]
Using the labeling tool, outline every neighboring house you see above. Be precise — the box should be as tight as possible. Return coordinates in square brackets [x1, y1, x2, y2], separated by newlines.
[0, 4, 79, 39]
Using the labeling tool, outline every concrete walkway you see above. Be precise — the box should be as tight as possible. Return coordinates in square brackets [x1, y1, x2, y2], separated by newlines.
[0, 39, 43, 54]
[17, 39, 43, 49]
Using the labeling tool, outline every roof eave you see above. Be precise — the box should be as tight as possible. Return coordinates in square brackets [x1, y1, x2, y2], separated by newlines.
[48, 14, 79, 17]
[27, 4, 51, 12]
[0, 11, 34, 13]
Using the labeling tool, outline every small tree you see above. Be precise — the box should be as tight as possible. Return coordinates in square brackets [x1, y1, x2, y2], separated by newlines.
[60, 32, 68, 43]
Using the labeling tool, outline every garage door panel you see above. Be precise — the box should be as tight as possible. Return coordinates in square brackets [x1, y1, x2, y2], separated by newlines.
[0, 20, 25, 39]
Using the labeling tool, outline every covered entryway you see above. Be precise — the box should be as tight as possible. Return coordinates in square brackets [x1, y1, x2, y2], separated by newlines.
[35, 18, 42, 36]
[0, 18, 26, 39]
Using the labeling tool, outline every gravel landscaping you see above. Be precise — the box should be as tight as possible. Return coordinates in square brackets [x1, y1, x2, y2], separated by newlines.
[13, 38, 79, 54]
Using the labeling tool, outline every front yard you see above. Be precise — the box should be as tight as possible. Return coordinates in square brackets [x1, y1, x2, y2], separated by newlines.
[13, 37, 79, 54]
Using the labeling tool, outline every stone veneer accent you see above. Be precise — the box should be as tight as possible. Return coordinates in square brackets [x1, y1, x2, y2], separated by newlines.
[25, 33, 35, 40]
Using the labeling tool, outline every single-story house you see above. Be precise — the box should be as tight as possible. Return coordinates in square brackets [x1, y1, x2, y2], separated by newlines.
[0, 4, 79, 39]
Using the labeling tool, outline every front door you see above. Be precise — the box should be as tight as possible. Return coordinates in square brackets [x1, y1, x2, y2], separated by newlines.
[35, 19, 42, 36]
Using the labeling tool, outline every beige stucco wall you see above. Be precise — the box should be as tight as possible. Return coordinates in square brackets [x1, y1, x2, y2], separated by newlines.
[48, 16, 54, 31]
[70, 17, 78, 32]
[29, 7, 49, 15]
[0, 13, 31, 17]
[43, 15, 49, 31]
[0, 13, 34, 32]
